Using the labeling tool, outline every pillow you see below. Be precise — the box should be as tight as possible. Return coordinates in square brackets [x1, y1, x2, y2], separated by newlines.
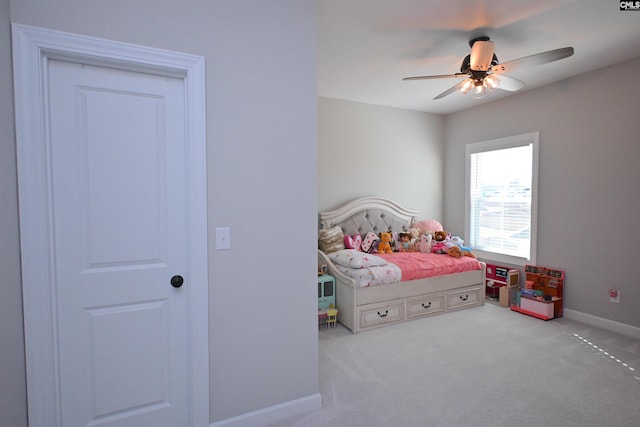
[344, 234, 362, 251]
[318, 226, 345, 253]
[415, 219, 443, 234]
[329, 249, 388, 269]
[361, 231, 379, 253]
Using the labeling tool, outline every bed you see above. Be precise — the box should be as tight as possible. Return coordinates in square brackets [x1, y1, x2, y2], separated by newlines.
[317, 197, 486, 334]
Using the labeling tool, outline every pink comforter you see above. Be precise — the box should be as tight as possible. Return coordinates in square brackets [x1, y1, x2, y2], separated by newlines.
[376, 252, 482, 282]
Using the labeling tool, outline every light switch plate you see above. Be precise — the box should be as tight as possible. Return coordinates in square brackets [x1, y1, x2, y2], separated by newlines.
[216, 227, 231, 250]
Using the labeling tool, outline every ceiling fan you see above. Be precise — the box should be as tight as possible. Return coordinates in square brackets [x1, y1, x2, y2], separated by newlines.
[403, 36, 574, 100]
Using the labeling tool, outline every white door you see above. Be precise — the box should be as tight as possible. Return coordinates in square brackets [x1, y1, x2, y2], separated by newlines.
[48, 60, 189, 426]
[13, 25, 209, 427]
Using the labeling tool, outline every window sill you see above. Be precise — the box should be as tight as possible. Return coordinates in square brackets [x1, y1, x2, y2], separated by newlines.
[473, 250, 534, 267]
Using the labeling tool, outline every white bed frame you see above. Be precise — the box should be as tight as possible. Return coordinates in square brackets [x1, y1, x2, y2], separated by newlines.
[318, 197, 486, 334]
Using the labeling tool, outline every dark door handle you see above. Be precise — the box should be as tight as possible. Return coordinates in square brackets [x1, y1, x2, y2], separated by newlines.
[171, 275, 184, 288]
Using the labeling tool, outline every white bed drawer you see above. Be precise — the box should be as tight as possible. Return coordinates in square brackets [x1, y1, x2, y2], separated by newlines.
[406, 293, 445, 318]
[358, 301, 404, 329]
[447, 287, 481, 310]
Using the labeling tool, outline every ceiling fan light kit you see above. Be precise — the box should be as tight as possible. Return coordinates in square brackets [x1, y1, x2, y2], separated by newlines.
[457, 74, 500, 99]
[403, 36, 574, 101]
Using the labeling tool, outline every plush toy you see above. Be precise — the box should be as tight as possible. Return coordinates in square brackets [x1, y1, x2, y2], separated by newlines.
[387, 227, 398, 252]
[447, 245, 477, 258]
[447, 246, 463, 258]
[416, 233, 432, 253]
[448, 235, 475, 255]
[377, 231, 394, 254]
[433, 230, 449, 242]
[408, 227, 421, 246]
[398, 232, 414, 252]
[463, 249, 477, 258]
[431, 242, 447, 254]
[449, 235, 464, 247]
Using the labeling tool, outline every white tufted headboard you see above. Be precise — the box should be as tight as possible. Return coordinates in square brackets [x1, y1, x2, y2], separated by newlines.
[319, 197, 420, 236]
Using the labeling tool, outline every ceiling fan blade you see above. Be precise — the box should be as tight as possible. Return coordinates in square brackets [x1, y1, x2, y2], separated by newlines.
[496, 74, 525, 91]
[403, 73, 467, 81]
[492, 47, 574, 75]
[433, 83, 460, 100]
[470, 40, 495, 71]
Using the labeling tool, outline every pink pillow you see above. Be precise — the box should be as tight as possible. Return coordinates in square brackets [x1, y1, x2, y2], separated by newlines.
[344, 234, 362, 251]
[415, 219, 443, 234]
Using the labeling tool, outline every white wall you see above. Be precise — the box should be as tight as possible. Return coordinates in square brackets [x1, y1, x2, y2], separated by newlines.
[0, 1, 28, 426]
[8, 0, 319, 424]
[318, 97, 445, 218]
[444, 57, 640, 328]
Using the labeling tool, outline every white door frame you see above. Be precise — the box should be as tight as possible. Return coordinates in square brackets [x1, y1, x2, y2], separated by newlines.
[12, 24, 209, 427]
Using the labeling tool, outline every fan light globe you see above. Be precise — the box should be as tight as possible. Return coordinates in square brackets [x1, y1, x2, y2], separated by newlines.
[483, 74, 500, 91]
[472, 82, 486, 98]
[456, 78, 474, 95]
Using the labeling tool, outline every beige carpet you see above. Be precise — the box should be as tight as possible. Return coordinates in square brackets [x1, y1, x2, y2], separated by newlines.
[271, 303, 640, 427]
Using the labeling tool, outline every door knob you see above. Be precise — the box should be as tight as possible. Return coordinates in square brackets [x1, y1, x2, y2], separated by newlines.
[170, 275, 184, 288]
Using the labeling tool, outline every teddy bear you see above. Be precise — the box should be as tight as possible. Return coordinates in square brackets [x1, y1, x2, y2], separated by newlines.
[430, 230, 450, 254]
[377, 231, 394, 254]
[408, 227, 421, 246]
[433, 230, 449, 242]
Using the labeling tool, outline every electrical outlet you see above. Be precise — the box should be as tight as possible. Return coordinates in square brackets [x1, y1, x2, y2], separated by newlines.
[609, 289, 621, 304]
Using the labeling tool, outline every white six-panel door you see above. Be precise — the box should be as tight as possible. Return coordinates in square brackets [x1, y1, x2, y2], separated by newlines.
[12, 25, 209, 427]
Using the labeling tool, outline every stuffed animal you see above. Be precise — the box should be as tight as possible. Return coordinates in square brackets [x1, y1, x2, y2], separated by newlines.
[447, 246, 463, 258]
[398, 232, 414, 252]
[463, 249, 477, 258]
[431, 241, 447, 254]
[431, 231, 452, 254]
[416, 233, 432, 253]
[449, 235, 464, 247]
[387, 227, 398, 252]
[408, 227, 421, 246]
[433, 230, 449, 242]
[377, 231, 394, 254]
[448, 235, 475, 255]
[447, 245, 477, 258]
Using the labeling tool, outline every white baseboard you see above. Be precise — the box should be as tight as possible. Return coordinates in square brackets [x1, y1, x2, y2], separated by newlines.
[210, 393, 322, 427]
[564, 309, 640, 339]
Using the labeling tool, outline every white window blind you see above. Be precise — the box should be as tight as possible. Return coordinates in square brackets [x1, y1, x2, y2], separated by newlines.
[465, 133, 538, 265]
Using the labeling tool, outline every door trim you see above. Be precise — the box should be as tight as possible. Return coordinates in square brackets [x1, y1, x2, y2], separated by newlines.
[12, 24, 209, 427]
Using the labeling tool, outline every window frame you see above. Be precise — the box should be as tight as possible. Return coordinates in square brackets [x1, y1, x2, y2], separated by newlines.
[464, 132, 539, 266]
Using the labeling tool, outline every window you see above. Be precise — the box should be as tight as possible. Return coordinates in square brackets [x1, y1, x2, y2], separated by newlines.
[465, 132, 538, 266]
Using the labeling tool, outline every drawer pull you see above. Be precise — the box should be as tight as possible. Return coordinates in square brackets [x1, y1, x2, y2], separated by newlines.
[421, 302, 432, 309]
[377, 310, 389, 318]
[459, 295, 469, 301]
